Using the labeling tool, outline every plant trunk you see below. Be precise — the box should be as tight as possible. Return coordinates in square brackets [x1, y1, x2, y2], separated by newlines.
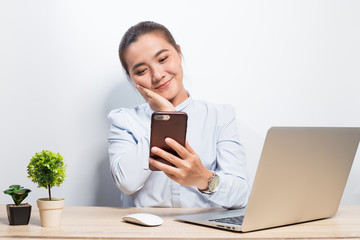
[48, 185, 52, 201]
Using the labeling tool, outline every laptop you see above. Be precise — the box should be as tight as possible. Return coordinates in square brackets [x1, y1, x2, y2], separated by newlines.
[177, 127, 360, 232]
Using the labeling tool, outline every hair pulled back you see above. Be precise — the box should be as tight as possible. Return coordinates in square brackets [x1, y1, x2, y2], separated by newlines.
[119, 21, 179, 76]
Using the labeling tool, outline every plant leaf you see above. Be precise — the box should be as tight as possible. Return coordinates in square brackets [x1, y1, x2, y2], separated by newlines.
[9, 185, 21, 190]
[4, 189, 13, 194]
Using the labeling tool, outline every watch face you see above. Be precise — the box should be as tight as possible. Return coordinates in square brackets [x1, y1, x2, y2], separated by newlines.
[209, 174, 220, 192]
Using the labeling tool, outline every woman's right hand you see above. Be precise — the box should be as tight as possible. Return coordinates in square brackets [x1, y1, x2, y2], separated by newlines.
[136, 85, 175, 112]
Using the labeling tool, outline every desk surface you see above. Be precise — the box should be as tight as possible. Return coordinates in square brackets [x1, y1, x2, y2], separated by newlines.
[1, 205, 360, 239]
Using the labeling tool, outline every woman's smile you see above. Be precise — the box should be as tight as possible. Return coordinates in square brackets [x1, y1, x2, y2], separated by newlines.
[155, 77, 173, 90]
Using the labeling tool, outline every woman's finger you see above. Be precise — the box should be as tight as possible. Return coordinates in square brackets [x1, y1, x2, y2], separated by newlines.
[151, 147, 182, 166]
[149, 157, 181, 175]
[136, 85, 175, 111]
[165, 138, 190, 159]
[185, 140, 196, 154]
[136, 85, 152, 101]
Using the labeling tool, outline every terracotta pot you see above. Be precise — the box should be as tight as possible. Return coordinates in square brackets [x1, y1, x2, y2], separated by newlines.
[37, 198, 65, 227]
[6, 204, 32, 225]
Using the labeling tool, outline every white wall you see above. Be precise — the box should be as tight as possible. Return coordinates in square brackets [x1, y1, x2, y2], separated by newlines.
[1, 0, 359, 206]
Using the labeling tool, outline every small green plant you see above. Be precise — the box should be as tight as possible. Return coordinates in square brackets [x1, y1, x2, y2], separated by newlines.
[4, 185, 31, 205]
[27, 150, 67, 201]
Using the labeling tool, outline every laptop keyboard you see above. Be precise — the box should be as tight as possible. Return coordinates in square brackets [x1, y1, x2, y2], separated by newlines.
[209, 215, 244, 225]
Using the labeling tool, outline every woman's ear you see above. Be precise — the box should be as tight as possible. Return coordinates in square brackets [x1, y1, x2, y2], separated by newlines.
[176, 44, 182, 60]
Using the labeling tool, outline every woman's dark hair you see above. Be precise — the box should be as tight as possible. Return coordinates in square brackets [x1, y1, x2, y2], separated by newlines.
[119, 21, 179, 76]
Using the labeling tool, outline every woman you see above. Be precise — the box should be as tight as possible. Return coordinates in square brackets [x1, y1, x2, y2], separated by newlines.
[108, 21, 249, 208]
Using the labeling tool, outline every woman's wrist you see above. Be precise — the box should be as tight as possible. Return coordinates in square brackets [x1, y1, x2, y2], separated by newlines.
[197, 169, 214, 191]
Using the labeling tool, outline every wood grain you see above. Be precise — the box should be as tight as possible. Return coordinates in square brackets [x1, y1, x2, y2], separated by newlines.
[1, 205, 360, 239]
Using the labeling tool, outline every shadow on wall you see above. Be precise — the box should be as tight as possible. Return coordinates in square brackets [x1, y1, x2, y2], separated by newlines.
[95, 78, 145, 207]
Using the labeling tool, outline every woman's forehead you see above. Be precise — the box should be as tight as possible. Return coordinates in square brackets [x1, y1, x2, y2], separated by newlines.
[132, 33, 172, 53]
[125, 33, 175, 65]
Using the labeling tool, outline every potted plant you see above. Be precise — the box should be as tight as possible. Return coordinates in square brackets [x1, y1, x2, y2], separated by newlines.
[27, 150, 67, 227]
[4, 185, 32, 225]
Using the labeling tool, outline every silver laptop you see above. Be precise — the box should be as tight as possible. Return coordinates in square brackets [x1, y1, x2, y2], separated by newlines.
[177, 127, 360, 232]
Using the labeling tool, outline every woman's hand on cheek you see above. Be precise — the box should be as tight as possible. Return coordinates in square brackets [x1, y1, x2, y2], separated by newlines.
[149, 139, 213, 191]
[136, 85, 175, 112]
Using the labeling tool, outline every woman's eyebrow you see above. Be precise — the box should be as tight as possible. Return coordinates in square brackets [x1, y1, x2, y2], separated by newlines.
[132, 62, 145, 72]
[153, 49, 169, 59]
[132, 49, 169, 72]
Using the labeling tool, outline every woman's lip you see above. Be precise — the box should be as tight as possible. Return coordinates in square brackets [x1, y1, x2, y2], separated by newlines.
[156, 78, 173, 89]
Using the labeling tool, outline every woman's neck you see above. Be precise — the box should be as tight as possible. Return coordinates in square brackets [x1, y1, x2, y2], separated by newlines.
[170, 87, 189, 108]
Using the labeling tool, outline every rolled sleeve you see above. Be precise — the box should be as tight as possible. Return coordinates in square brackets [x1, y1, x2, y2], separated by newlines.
[108, 107, 152, 194]
[207, 105, 250, 208]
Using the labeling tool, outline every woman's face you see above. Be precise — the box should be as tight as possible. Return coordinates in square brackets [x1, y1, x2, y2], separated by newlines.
[124, 33, 187, 106]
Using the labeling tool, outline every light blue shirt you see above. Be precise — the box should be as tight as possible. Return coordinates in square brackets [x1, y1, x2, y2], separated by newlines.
[108, 96, 250, 208]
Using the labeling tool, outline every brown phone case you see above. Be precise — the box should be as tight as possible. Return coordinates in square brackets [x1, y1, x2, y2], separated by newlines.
[149, 111, 188, 171]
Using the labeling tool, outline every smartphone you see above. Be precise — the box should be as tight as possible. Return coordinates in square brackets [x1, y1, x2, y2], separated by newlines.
[149, 111, 188, 171]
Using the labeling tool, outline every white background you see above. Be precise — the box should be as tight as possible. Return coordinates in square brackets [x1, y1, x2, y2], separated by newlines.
[0, 0, 359, 206]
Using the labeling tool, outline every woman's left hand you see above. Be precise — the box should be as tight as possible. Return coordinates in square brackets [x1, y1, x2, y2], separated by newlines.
[149, 138, 213, 191]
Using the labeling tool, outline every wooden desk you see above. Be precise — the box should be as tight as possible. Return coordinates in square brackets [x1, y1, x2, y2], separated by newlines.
[1, 205, 360, 239]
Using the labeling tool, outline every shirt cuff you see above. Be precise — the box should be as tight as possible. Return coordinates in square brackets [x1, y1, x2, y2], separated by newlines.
[206, 171, 248, 209]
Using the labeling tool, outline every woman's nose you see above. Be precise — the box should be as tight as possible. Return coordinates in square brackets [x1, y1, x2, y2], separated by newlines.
[151, 65, 165, 82]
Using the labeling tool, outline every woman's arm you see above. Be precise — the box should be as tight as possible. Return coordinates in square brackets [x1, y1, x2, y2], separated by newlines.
[108, 85, 176, 195]
[108, 111, 152, 195]
[206, 105, 250, 208]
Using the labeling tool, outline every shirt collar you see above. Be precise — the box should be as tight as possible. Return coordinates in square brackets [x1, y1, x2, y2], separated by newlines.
[175, 94, 192, 112]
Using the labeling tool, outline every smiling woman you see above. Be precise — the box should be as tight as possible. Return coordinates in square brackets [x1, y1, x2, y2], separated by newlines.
[107, 21, 250, 208]
[119, 22, 187, 109]
[125, 33, 187, 108]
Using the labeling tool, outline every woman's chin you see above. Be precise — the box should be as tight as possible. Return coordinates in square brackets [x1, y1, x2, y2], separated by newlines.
[157, 91, 176, 101]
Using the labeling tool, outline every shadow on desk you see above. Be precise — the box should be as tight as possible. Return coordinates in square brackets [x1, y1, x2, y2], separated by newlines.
[0, 217, 8, 225]
[29, 216, 41, 226]
[0, 215, 41, 226]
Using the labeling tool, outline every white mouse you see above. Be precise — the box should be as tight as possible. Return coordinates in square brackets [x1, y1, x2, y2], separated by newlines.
[122, 213, 163, 226]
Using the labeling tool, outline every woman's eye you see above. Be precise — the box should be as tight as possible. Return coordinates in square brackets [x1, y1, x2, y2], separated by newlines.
[159, 56, 168, 63]
[136, 69, 146, 75]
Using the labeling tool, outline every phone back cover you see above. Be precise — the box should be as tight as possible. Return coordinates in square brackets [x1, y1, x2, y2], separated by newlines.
[149, 112, 188, 171]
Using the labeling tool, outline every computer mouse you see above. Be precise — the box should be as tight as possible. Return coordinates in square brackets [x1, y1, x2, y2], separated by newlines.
[122, 213, 163, 227]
